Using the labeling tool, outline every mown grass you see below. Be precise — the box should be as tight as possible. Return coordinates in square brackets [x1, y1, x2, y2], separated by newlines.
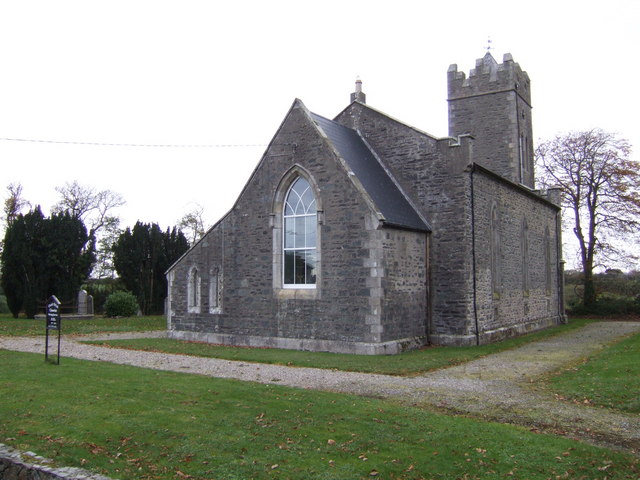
[1, 350, 637, 480]
[546, 330, 640, 414]
[0, 315, 165, 336]
[86, 318, 596, 376]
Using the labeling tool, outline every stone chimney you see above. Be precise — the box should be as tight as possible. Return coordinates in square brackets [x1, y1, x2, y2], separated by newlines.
[350, 77, 366, 104]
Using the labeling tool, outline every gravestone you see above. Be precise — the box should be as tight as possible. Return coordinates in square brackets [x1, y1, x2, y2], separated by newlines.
[77, 289, 94, 316]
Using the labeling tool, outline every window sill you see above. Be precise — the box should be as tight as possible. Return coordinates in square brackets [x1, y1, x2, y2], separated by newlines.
[275, 287, 318, 300]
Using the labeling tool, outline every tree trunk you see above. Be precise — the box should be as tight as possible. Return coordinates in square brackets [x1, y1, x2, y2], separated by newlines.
[583, 269, 597, 307]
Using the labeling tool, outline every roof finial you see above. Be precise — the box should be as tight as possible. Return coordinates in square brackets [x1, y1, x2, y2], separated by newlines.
[486, 36, 493, 53]
[350, 77, 366, 104]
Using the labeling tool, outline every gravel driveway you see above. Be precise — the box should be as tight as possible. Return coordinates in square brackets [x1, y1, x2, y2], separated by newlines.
[2, 321, 639, 454]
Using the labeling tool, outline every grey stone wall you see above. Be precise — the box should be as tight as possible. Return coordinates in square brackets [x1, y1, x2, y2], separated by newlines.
[168, 53, 564, 352]
[379, 228, 428, 342]
[0, 443, 112, 480]
[336, 95, 562, 346]
[472, 167, 563, 343]
[336, 104, 477, 343]
[168, 100, 428, 354]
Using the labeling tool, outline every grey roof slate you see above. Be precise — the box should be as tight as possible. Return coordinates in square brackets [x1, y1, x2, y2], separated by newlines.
[311, 112, 430, 232]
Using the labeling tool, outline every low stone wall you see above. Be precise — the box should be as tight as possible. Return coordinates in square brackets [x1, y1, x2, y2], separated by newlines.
[0, 443, 113, 480]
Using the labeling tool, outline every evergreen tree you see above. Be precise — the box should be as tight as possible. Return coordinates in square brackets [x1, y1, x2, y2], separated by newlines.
[113, 222, 188, 315]
[0, 207, 94, 318]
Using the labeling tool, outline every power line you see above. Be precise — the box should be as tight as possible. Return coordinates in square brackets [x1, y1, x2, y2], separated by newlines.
[0, 137, 267, 148]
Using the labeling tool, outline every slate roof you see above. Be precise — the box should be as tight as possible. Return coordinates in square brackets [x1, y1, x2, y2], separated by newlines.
[311, 112, 430, 232]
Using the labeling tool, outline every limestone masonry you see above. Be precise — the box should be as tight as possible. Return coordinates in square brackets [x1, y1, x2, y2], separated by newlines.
[166, 52, 565, 354]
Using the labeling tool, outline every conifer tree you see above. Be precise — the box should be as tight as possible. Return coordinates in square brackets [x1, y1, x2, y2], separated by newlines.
[113, 222, 189, 315]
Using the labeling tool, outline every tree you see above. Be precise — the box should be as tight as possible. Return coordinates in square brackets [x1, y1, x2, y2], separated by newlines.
[178, 203, 208, 246]
[0, 207, 93, 317]
[1, 182, 31, 257]
[52, 180, 125, 278]
[113, 222, 189, 315]
[2, 182, 30, 227]
[536, 129, 640, 306]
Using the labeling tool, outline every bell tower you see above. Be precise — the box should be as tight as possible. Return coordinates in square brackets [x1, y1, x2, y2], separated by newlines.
[447, 52, 534, 188]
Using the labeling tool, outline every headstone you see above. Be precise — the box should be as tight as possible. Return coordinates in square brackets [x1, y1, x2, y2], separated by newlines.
[77, 289, 94, 316]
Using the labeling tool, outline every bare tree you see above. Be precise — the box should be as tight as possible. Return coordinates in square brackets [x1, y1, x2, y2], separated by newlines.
[52, 180, 126, 278]
[52, 180, 125, 239]
[536, 129, 640, 306]
[2, 182, 31, 227]
[178, 203, 208, 246]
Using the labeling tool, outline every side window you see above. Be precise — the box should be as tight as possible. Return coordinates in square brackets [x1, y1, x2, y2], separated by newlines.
[545, 227, 552, 295]
[187, 266, 201, 313]
[283, 176, 317, 288]
[521, 218, 529, 295]
[209, 267, 222, 314]
[490, 203, 501, 296]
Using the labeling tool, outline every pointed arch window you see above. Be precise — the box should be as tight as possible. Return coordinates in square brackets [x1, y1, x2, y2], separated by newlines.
[187, 266, 201, 313]
[521, 218, 530, 295]
[209, 267, 222, 314]
[490, 203, 501, 296]
[544, 227, 552, 295]
[283, 177, 317, 287]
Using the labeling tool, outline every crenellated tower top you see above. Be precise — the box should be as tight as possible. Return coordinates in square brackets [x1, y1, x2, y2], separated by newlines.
[448, 52, 531, 106]
[447, 52, 535, 187]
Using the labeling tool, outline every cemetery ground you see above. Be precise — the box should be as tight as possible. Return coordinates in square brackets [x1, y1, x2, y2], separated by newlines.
[0, 316, 639, 479]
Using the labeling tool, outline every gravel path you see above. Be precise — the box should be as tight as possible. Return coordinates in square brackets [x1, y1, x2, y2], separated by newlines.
[2, 321, 639, 454]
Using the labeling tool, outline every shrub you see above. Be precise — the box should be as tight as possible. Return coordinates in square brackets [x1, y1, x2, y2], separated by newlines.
[83, 278, 125, 314]
[104, 291, 139, 318]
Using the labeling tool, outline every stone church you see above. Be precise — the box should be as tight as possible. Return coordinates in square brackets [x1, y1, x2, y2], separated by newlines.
[166, 52, 566, 354]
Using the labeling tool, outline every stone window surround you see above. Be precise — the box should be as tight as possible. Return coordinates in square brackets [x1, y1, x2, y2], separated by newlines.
[490, 202, 501, 297]
[209, 266, 222, 314]
[521, 217, 530, 296]
[271, 165, 323, 300]
[187, 265, 201, 313]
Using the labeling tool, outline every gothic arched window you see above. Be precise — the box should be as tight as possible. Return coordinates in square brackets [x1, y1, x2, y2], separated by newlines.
[544, 227, 552, 295]
[187, 266, 201, 313]
[521, 218, 529, 295]
[490, 203, 501, 296]
[283, 177, 317, 287]
[209, 267, 222, 314]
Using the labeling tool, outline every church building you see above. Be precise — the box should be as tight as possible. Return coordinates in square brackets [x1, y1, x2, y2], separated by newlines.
[166, 52, 566, 354]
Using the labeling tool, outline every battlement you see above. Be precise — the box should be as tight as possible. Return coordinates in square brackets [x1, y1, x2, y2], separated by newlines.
[448, 52, 531, 106]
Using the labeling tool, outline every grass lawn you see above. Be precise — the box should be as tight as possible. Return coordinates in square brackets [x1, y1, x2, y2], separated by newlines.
[86, 318, 596, 376]
[1, 350, 637, 480]
[546, 330, 640, 414]
[0, 315, 166, 336]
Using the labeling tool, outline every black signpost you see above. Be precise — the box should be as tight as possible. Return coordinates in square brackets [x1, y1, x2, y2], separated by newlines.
[45, 295, 61, 364]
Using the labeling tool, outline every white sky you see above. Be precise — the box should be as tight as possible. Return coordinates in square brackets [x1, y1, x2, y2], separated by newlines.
[1, 0, 639, 268]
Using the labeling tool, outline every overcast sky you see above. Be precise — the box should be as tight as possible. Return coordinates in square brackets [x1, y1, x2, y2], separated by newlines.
[1, 0, 638, 266]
